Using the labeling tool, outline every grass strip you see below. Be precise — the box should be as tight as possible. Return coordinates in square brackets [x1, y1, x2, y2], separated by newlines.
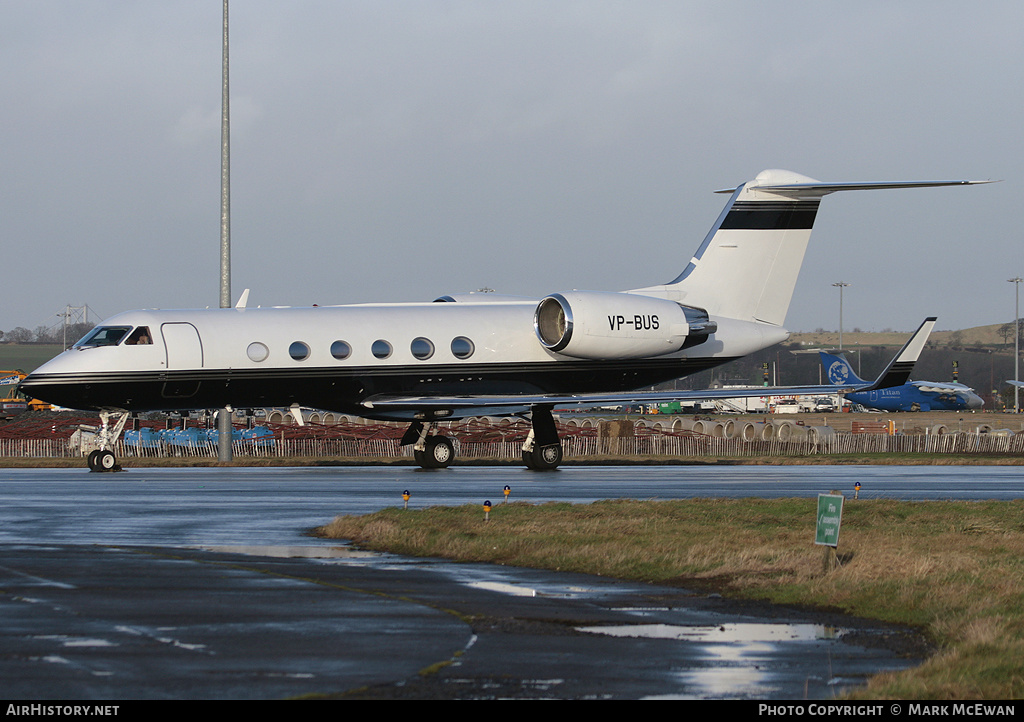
[317, 497, 1024, 699]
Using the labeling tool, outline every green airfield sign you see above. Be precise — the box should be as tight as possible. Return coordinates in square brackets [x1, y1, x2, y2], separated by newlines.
[815, 493, 844, 547]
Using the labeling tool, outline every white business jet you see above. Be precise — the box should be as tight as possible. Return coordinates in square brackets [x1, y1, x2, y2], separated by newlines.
[21, 169, 988, 471]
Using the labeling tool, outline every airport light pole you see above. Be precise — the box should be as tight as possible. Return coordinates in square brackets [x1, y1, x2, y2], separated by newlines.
[217, 0, 233, 462]
[220, 0, 231, 310]
[1010, 277, 1022, 413]
[833, 282, 850, 351]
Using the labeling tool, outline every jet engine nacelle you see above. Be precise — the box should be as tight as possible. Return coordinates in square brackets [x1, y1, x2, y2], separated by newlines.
[534, 291, 713, 360]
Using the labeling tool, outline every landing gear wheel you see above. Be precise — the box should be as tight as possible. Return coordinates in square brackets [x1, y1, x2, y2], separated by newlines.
[88, 449, 118, 472]
[523, 443, 562, 471]
[97, 449, 117, 471]
[420, 436, 454, 469]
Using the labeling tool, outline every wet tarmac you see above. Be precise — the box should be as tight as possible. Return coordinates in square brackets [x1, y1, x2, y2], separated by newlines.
[2, 464, 1004, 699]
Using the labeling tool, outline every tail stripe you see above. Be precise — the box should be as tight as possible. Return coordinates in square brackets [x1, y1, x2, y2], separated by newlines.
[720, 201, 820, 230]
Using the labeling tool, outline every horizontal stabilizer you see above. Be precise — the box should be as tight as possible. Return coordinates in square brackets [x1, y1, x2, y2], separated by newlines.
[715, 178, 996, 196]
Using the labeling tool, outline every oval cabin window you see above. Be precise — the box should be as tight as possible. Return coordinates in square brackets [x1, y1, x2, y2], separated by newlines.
[411, 337, 434, 360]
[451, 336, 475, 359]
[331, 340, 351, 360]
[247, 342, 270, 362]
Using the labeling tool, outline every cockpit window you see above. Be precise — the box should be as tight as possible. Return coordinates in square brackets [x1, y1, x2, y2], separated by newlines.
[75, 326, 132, 348]
[124, 327, 153, 345]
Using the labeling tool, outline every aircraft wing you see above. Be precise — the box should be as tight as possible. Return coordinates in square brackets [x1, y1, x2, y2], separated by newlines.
[362, 318, 936, 414]
[913, 381, 975, 394]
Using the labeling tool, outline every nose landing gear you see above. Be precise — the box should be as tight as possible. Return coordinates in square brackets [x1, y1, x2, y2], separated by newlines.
[87, 411, 129, 472]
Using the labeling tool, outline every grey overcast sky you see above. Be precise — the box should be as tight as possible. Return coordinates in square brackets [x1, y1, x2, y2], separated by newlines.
[2, 1, 1019, 335]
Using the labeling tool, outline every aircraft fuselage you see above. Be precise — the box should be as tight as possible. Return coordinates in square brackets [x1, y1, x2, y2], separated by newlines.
[846, 384, 983, 412]
[23, 302, 780, 419]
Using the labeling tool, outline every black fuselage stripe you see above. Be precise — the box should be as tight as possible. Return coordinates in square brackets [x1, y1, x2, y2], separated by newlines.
[22, 356, 741, 413]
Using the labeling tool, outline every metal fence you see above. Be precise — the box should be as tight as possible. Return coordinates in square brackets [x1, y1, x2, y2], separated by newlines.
[4, 429, 1024, 460]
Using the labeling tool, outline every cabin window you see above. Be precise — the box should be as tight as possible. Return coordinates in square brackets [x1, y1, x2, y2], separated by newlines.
[247, 342, 269, 362]
[76, 326, 131, 347]
[289, 341, 311, 361]
[451, 336, 475, 359]
[124, 327, 153, 345]
[371, 340, 392, 359]
[410, 337, 434, 360]
[330, 340, 352, 360]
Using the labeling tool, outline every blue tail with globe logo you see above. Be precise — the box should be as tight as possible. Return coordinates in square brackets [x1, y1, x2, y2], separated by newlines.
[819, 352, 867, 387]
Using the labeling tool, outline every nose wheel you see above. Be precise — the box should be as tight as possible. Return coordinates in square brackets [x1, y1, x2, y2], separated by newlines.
[87, 449, 120, 472]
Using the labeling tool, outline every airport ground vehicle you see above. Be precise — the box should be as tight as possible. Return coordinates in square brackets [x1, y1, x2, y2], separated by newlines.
[0, 370, 50, 419]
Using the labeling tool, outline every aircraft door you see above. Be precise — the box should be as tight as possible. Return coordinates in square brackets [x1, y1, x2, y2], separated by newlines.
[161, 322, 203, 399]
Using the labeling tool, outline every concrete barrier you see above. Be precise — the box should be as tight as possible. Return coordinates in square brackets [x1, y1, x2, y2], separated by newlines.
[808, 426, 835, 443]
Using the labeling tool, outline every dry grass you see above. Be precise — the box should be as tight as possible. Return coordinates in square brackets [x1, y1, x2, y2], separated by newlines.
[318, 498, 1024, 699]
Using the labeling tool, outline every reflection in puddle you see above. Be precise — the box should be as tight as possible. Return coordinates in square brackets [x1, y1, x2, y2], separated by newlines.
[36, 635, 117, 648]
[578, 622, 840, 643]
[467, 581, 537, 597]
[197, 545, 377, 559]
[578, 623, 846, 699]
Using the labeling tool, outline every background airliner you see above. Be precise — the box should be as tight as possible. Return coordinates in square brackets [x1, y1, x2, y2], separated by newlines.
[820, 351, 984, 412]
[21, 169, 987, 471]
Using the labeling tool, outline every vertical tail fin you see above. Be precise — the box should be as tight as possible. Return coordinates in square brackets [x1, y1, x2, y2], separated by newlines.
[819, 351, 867, 386]
[634, 169, 823, 325]
[631, 171, 992, 326]
[821, 317, 936, 390]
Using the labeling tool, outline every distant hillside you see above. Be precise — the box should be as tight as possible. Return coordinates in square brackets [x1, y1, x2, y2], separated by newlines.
[0, 345, 64, 373]
[790, 323, 1010, 349]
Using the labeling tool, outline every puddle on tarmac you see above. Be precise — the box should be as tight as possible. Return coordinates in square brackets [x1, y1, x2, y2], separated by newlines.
[577, 622, 841, 643]
[197, 545, 377, 559]
[578, 622, 862, 699]
[466, 581, 538, 597]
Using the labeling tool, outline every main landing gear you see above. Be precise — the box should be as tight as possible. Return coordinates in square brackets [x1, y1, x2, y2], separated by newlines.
[402, 406, 563, 471]
[520, 407, 562, 470]
[402, 421, 456, 469]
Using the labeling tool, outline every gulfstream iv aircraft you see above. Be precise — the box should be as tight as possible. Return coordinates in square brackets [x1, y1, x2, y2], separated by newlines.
[21, 169, 988, 471]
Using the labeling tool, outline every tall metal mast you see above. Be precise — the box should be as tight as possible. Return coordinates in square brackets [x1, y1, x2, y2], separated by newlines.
[220, 0, 231, 309]
[218, 0, 233, 462]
